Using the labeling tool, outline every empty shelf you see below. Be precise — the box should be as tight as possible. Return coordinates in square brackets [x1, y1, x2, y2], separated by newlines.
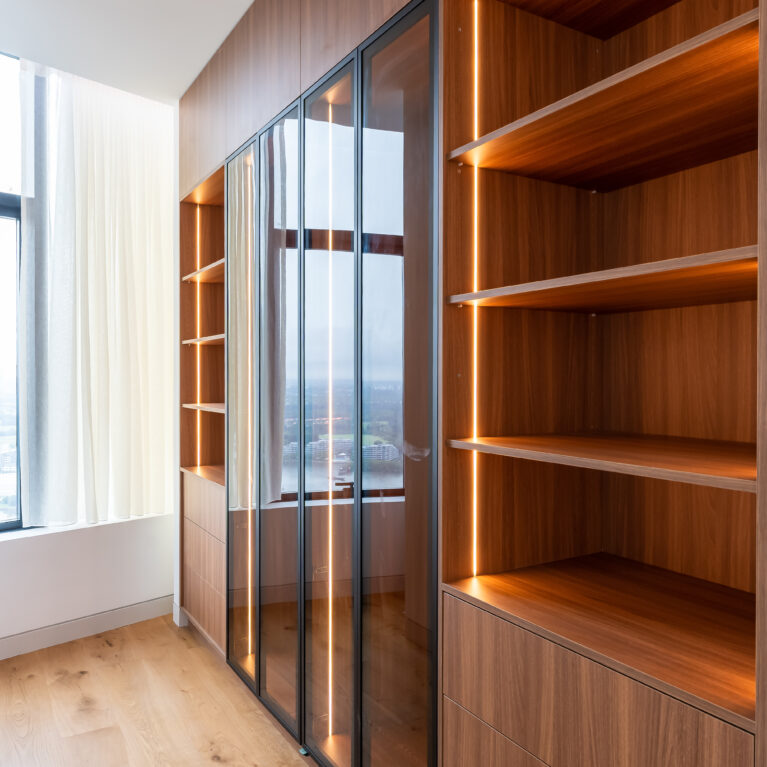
[448, 434, 756, 492]
[182, 258, 225, 283]
[182, 333, 225, 345]
[449, 247, 757, 312]
[445, 553, 755, 728]
[182, 402, 225, 414]
[448, 11, 758, 190]
[181, 465, 225, 486]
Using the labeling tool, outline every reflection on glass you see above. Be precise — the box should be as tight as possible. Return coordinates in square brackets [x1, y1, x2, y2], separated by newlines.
[0, 216, 18, 526]
[227, 144, 257, 681]
[304, 65, 355, 767]
[362, 12, 432, 767]
[259, 108, 300, 727]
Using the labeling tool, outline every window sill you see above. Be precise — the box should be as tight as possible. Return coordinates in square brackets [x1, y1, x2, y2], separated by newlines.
[0, 513, 173, 544]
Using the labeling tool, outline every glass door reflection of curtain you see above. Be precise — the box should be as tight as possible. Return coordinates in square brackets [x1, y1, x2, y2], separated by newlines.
[361, 11, 432, 767]
[304, 64, 356, 767]
[227, 144, 257, 682]
[259, 108, 300, 730]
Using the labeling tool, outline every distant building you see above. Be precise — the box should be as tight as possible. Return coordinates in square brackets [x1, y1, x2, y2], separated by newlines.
[288, 438, 399, 462]
[0, 448, 16, 472]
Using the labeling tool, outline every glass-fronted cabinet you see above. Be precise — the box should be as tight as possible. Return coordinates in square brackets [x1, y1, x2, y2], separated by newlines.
[227, 143, 257, 683]
[227, 4, 434, 766]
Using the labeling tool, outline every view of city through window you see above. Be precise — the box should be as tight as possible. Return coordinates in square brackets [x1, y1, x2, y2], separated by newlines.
[0, 216, 18, 524]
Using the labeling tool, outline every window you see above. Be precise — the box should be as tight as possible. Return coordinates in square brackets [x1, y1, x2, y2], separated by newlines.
[0, 52, 22, 530]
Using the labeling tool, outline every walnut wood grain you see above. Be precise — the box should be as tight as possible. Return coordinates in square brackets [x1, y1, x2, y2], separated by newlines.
[446, 553, 756, 726]
[443, 593, 755, 765]
[498, 0, 683, 39]
[449, 434, 756, 493]
[442, 698, 547, 767]
[449, 11, 759, 191]
[449, 247, 757, 312]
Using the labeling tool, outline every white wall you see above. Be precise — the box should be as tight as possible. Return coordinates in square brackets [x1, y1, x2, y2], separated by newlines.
[0, 514, 174, 660]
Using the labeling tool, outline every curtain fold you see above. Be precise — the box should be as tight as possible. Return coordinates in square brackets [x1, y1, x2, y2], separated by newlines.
[19, 64, 174, 526]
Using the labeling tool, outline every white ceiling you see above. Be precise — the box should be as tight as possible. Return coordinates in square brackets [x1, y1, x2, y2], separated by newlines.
[0, 0, 252, 103]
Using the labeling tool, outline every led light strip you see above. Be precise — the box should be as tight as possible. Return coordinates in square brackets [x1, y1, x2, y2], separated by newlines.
[327, 101, 335, 739]
[247, 155, 254, 658]
[196, 205, 202, 468]
[472, 0, 480, 578]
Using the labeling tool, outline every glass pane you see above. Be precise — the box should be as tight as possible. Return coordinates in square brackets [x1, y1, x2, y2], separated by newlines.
[362, 13, 432, 767]
[227, 144, 257, 680]
[304, 64, 355, 767]
[259, 107, 300, 726]
[0, 216, 18, 527]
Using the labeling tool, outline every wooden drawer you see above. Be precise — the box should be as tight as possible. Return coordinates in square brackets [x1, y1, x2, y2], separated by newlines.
[183, 517, 226, 651]
[444, 697, 548, 767]
[443, 594, 753, 767]
[182, 471, 226, 542]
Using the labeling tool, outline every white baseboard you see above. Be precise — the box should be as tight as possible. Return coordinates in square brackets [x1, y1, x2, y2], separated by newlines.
[173, 601, 188, 627]
[0, 595, 173, 662]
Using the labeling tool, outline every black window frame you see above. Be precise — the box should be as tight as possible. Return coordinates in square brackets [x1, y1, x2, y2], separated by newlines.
[0, 190, 21, 532]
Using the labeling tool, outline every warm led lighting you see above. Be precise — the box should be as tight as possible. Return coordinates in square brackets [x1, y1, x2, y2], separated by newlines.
[246, 155, 254, 658]
[471, 0, 479, 578]
[327, 101, 335, 738]
[196, 205, 202, 468]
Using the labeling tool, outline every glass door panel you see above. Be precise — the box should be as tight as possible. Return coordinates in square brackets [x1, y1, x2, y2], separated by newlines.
[259, 107, 301, 728]
[361, 11, 433, 767]
[227, 144, 257, 682]
[304, 64, 356, 767]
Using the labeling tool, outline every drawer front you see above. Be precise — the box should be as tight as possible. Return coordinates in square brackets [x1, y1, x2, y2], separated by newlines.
[182, 472, 226, 542]
[444, 697, 548, 767]
[183, 517, 226, 650]
[443, 594, 753, 767]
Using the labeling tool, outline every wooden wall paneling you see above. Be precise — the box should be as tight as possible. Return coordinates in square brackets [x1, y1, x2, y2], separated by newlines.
[299, 0, 409, 93]
[497, 0, 682, 40]
[180, 345, 225, 406]
[442, 697, 547, 767]
[225, 0, 301, 156]
[598, 302, 757, 442]
[443, 594, 755, 767]
[603, 476, 756, 592]
[598, 151, 757, 271]
[180, 409, 225, 468]
[443, 0, 602, 154]
[755, 4, 767, 765]
[602, 0, 758, 77]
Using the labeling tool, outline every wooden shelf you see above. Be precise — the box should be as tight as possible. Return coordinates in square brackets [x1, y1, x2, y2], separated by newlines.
[182, 333, 225, 346]
[499, 0, 683, 39]
[182, 258, 225, 284]
[445, 553, 755, 728]
[449, 247, 757, 312]
[448, 11, 758, 190]
[182, 403, 225, 415]
[448, 434, 756, 493]
[181, 465, 225, 486]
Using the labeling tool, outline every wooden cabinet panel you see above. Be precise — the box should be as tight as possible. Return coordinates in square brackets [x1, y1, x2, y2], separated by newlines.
[300, 0, 409, 92]
[443, 594, 754, 767]
[225, 0, 300, 156]
[443, 698, 548, 767]
[183, 517, 226, 651]
[182, 472, 226, 542]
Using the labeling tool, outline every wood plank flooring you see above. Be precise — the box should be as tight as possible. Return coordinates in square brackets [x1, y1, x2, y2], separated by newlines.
[0, 616, 311, 767]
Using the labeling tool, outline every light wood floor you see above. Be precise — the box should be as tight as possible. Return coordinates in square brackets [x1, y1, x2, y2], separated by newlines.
[0, 616, 312, 767]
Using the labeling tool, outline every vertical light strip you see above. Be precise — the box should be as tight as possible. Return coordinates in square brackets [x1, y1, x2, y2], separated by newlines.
[246, 154, 254, 658]
[196, 205, 202, 468]
[327, 102, 335, 739]
[472, 0, 479, 578]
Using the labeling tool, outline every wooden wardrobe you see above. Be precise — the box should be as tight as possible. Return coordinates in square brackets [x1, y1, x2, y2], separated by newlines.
[439, 1, 765, 764]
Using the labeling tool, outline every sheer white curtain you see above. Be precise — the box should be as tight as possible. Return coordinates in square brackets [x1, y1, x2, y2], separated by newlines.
[19, 63, 174, 526]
